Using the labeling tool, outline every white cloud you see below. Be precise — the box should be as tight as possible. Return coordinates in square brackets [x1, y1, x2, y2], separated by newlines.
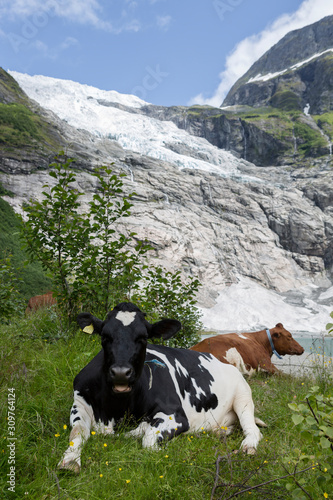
[156, 14, 171, 31]
[0, 0, 118, 32]
[190, 0, 333, 107]
[60, 36, 79, 50]
[28, 36, 79, 59]
[31, 39, 48, 53]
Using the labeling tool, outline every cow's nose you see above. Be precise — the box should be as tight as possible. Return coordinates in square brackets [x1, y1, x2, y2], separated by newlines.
[110, 366, 132, 383]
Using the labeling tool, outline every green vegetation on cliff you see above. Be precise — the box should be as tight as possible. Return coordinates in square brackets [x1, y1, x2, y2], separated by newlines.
[0, 102, 41, 149]
[0, 67, 63, 156]
[314, 111, 333, 140]
[189, 104, 331, 163]
[0, 193, 52, 300]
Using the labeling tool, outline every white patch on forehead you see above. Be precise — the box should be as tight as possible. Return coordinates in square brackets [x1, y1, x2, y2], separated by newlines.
[115, 310, 136, 326]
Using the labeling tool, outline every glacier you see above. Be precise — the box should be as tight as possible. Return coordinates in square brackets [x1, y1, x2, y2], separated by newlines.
[9, 71, 253, 179]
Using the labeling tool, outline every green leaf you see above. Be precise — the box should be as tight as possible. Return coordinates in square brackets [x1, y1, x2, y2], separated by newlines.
[305, 416, 317, 426]
[320, 437, 331, 449]
[292, 414, 304, 425]
[324, 427, 333, 439]
[291, 490, 307, 500]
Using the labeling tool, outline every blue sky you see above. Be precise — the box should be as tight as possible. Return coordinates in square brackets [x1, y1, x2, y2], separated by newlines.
[1, 0, 333, 107]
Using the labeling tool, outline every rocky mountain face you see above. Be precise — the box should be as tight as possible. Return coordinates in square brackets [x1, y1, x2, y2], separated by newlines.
[1, 15, 333, 332]
[223, 15, 333, 113]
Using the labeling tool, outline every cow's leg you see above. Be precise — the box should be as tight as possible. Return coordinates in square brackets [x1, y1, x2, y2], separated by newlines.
[58, 392, 95, 473]
[233, 382, 263, 455]
[258, 355, 279, 374]
[126, 412, 189, 449]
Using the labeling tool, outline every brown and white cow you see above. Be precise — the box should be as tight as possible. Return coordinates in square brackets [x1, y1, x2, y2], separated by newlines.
[190, 323, 304, 375]
[25, 291, 57, 314]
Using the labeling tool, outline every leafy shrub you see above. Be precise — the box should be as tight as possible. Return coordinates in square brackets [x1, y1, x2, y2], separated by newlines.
[0, 195, 52, 299]
[21, 154, 202, 346]
[0, 253, 24, 320]
[133, 267, 202, 348]
[326, 311, 333, 335]
[286, 386, 333, 499]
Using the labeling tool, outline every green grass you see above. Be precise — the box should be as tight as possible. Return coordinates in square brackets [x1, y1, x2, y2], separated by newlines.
[0, 195, 52, 300]
[0, 310, 332, 499]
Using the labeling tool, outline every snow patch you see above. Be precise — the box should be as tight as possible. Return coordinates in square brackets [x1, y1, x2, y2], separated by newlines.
[247, 48, 333, 84]
[199, 278, 331, 334]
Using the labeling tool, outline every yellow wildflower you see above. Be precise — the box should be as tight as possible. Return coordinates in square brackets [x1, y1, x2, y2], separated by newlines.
[54, 433, 60, 438]
[91, 431, 96, 435]
[99, 474, 103, 478]
[126, 479, 131, 484]
[103, 443, 107, 447]
[63, 424, 67, 430]
[69, 441, 74, 447]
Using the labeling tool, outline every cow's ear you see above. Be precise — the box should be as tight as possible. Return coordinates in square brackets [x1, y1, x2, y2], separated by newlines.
[77, 312, 103, 335]
[148, 319, 182, 340]
[272, 331, 281, 339]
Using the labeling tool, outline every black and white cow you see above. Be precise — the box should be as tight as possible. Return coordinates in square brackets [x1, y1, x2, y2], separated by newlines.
[58, 302, 264, 472]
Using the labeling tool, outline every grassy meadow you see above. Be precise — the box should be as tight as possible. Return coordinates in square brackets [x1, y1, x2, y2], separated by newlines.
[1, 308, 332, 500]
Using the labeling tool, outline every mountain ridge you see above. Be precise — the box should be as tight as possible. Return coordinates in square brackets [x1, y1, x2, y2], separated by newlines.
[222, 15, 333, 115]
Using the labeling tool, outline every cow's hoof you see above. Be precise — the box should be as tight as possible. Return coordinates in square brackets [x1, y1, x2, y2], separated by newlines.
[58, 460, 80, 474]
[243, 446, 256, 455]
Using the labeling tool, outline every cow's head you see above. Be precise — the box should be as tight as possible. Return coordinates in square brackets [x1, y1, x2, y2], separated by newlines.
[77, 302, 181, 394]
[270, 323, 304, 356]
